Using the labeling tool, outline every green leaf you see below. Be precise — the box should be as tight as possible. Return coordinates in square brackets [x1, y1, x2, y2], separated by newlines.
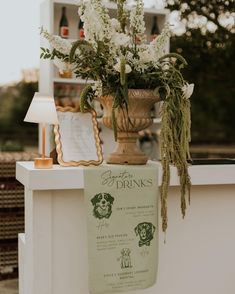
[69, 39, 92, 63]
[111, 107, 118, 141]
[80, 84, 94, 112]
[120, 57, 126, 86]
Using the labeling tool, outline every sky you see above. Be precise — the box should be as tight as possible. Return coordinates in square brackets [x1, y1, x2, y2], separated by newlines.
[0, 0, 166, 85]
[0, 0, 44, 85]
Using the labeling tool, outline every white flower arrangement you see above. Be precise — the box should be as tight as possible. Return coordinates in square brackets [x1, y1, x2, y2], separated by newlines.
[41, 0, 172, 80]
[41, 0, 194, 233]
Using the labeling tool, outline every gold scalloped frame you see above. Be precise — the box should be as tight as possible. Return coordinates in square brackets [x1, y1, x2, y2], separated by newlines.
[54, 106, 103, 167]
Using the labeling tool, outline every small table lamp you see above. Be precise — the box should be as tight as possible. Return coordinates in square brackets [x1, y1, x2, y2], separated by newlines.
[24, 92, 59, 169]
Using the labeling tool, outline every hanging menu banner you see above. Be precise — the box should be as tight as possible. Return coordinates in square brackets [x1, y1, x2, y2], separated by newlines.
[84, 163, 159, 294]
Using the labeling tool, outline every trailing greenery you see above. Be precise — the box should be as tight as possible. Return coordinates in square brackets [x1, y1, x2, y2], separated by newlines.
[159, 56, 191, 232]
[80, 84, 94, 112]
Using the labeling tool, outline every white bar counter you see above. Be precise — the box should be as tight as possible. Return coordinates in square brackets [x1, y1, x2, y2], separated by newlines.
[16, 161, 235, 294]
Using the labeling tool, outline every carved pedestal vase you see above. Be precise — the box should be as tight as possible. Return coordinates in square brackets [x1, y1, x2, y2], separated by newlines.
[99, 89, 160, 165]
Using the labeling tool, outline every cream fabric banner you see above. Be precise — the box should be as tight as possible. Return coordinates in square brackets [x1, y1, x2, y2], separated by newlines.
[84, 163, 159, 294]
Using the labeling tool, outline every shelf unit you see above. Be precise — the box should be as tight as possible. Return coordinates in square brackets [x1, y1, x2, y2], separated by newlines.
[40, 0, 170, 160]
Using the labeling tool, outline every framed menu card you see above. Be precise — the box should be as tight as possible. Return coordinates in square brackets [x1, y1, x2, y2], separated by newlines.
[54, 106, 103, 166]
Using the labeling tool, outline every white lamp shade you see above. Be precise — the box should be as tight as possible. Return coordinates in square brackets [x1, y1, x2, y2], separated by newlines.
[24, 92, 59, 124]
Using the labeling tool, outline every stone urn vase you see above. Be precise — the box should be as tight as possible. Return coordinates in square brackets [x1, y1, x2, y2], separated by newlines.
[99, 89, 160, 165]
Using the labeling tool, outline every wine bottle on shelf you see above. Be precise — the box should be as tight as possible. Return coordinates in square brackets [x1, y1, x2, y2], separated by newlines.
[78, 19, 85, 40]
[151, 16, 160, 41]
[59, 6, 69, 39]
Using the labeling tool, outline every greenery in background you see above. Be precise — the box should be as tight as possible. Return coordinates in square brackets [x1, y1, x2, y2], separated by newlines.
[167, 0, 235, 143]
[0, 81, 38, 151]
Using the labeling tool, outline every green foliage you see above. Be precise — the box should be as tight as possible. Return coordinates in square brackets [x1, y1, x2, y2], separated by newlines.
[0, 81, 38, 149]
[1, 141, 24, 152]
[167, 0, 235, 143]
[40, 47, 52, 59]
[158, 54, 191, 233]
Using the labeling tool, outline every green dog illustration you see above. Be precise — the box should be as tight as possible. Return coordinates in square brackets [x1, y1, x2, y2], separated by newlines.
[118, 248, 132, 269]
[91, 193, 114, 219]
[134, 222, 156, 247]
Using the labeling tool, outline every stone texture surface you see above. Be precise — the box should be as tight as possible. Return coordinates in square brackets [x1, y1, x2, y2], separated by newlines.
[0, 279, 18, 294]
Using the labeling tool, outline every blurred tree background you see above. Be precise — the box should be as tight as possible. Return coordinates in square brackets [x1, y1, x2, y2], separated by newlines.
[167, 0, 235, 143]
[0, 80, 38, 151]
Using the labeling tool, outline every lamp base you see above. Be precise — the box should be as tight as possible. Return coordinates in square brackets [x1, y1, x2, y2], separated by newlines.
[34, 158, 53, 169]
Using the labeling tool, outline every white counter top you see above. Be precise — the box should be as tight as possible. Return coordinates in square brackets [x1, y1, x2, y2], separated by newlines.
[16, 161, 235, 190]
